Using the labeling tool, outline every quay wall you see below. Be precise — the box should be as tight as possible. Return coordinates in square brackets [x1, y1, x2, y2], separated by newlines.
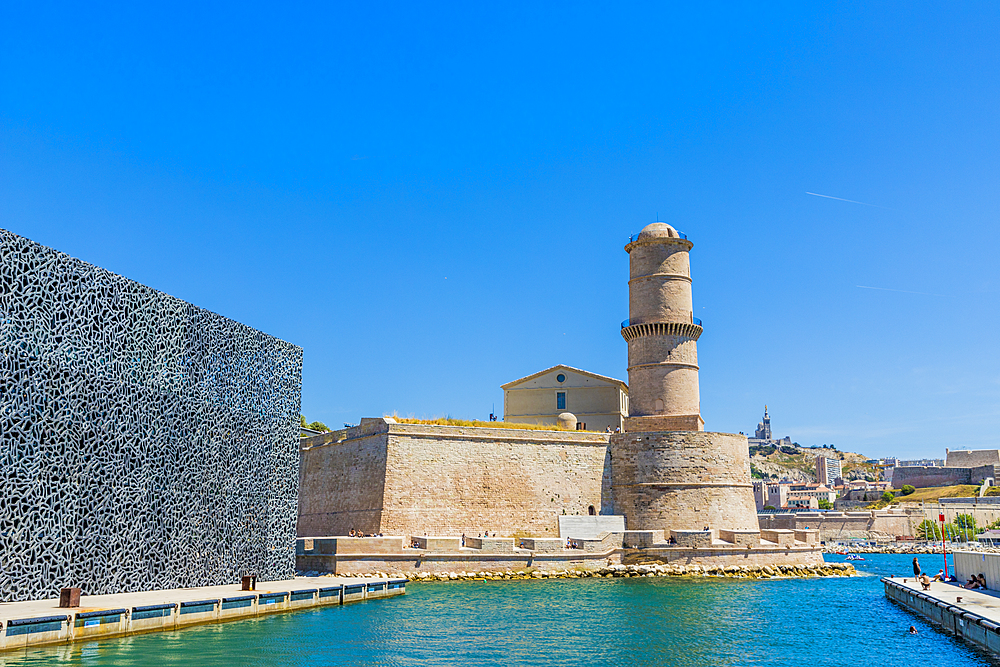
[297, 536, 824, 575]
[883, 577, 1000, 655]
[299, 419, 613, 538]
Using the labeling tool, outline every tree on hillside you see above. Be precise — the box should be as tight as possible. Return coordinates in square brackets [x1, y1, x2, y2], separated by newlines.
[901, 485, 915, 496]
[882, 490, 895, 503]
[818, 498, 833, 510]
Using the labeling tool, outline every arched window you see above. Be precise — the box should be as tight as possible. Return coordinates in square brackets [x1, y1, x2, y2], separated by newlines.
[588, 505, 596, 516]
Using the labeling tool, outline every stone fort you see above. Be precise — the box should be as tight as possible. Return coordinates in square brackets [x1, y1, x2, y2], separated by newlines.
[300, 223, 773, 552]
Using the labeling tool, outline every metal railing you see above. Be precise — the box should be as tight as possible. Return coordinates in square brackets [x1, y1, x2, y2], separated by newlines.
[628, 230, 688, 243]
[621, 317, 702, 328]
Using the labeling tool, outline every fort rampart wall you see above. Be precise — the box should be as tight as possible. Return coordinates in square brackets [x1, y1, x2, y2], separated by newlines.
[298, 419, 612, 538]
[758, 511, 918, 540]
[891, 465, 996, 490]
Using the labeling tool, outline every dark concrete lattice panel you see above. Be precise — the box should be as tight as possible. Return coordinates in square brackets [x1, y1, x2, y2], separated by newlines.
[0, 229, 302, 602]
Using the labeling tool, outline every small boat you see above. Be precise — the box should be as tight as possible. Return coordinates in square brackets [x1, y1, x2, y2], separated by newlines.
[845, 554, 865, 561]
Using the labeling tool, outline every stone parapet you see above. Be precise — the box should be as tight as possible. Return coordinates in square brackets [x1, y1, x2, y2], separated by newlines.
[624, 415, 705, 432]
[567, 532, 624, 553]
[464, 537, 515, 553]
[760, 529, 795, 546]
[518, 538, 565, 553]
[411, 536, 461, 552]
[298, 537, 405, 556]
[671, 530, 713, 548]
[299, 543, 826, 576]
[719, 530, 760, 547]
[622, 530, 666, 548]
[794, 529, 819, 545]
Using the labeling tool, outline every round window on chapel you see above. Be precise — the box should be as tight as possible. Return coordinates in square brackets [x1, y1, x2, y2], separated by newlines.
[556, 374, 566, 383]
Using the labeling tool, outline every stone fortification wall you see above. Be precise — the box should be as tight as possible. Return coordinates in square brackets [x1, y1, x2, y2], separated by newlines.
[298, 419, 612, 538]
[758, 511, 918, 541]
[892, 465, 996, 489]
[610, 431, 759, 534]
[298, 420, 390, 536]
[946, 450, 1000, 468]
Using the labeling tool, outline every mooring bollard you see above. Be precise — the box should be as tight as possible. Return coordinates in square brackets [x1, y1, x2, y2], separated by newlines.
[59, 587, 81, 608]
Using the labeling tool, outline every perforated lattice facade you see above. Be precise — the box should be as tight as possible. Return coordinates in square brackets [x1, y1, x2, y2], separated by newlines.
[0, 229, 302, 602]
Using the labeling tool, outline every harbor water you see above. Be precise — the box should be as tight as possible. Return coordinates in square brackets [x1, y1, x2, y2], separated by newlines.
[2, 554, 996, 666]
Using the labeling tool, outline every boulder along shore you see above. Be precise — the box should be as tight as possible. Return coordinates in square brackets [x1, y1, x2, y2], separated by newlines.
[823, 543, 1000, 555]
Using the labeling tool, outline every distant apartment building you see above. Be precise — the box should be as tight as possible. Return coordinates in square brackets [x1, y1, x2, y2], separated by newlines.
[816, 456, 842, 486]
[501, 364, 628, 432]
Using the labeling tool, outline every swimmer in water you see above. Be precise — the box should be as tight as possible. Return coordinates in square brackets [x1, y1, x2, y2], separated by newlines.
[909, 626, 918, 635]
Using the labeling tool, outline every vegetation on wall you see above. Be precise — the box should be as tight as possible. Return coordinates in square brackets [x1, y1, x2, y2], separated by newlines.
[300, 415, 331, 432]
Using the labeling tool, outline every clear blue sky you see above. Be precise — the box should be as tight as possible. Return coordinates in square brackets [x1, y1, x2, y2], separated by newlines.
[2, 2, 998, 458]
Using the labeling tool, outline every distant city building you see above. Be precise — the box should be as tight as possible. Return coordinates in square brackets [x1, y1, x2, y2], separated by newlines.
[816, 456, 843, 486]
[748, 406, 792, 448]
[755, 406, 772, 440]
[753, 480, 836, 510]
[501, 365, 628, 432]
[753, 480, 789, 510]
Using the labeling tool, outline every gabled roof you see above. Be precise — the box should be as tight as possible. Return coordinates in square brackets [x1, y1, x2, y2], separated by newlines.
[501, 364, 628, 391]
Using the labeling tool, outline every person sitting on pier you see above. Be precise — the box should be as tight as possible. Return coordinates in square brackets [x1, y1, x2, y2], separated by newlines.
[978, 574, 988, 589]
[931, 570, 944, 582]
[918, 573, 932, 590]
[965, 577, 982, 589]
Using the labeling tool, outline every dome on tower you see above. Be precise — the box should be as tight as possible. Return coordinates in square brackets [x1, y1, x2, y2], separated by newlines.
[636, 222, 680, 240]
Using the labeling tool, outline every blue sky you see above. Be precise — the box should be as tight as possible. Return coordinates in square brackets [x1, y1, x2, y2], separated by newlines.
[2, 2, 998, 458]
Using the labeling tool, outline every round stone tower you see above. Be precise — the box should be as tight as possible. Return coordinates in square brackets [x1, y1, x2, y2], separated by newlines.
[611, 222, 760, 536]
[621, 222, 704, 432]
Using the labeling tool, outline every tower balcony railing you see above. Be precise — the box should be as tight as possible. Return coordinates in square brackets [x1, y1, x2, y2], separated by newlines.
[622, 316, 702, 328]
[628, 231, 687, 243]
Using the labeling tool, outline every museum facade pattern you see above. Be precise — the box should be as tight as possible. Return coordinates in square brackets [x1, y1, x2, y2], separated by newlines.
[0, 229, 302, 602]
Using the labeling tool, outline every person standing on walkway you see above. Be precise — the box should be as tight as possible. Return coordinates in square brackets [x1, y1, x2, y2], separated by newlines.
[912, 557, 921, 576]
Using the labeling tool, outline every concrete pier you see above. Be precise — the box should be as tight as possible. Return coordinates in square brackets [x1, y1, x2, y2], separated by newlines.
[0, 575, 404, 653]
[884, 571, 1000, 655]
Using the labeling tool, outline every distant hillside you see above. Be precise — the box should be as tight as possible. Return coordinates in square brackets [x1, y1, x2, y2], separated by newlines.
[748, 443, 875, 483]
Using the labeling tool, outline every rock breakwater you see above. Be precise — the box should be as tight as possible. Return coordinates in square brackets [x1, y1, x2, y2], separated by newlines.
[300, 562, 855, 581]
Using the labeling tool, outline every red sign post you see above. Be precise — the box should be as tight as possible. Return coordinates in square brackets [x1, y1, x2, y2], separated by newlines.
[940, 513, 949, 579]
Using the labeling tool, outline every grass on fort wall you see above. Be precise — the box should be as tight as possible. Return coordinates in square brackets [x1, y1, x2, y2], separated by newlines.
[864, 484, 980, 509]
[386, 415, 579, 431]
[890, 485, 979, 503]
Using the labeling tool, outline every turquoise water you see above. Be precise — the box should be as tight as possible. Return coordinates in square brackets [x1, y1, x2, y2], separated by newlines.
[2, 554, 997, 666]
